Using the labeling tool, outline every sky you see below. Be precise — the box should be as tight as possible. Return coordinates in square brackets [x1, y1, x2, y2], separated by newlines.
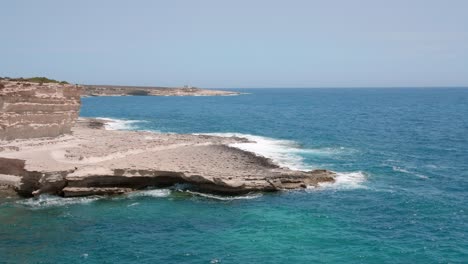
[1, 0, 467, 88]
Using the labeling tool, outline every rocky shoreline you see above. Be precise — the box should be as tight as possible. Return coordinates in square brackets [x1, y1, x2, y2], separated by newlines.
[0, 118, 335, 198]
[1, 80, 334, 198]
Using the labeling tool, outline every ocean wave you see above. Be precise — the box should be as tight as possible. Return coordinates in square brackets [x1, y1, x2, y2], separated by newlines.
[392, 166, 429, 179]
[185, 190, 262, 201]
[96, 117, 146, 131]
[199, 132, 349, 171]
[127, 189, 171, 198]
[199, 132, 366, 190]
[316, 171, 367, 190]
[198, 133, 307, 170]
[16, 195, 100, 209]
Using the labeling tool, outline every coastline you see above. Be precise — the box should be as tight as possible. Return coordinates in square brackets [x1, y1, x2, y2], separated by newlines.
[82, 85, 241, 97]
[0, 118, 335, 198]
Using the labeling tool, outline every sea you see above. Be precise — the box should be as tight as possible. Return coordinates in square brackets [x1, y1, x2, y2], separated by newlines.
[1, 88, 467, 263]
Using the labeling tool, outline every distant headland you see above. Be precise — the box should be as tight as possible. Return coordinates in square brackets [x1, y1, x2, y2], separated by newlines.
[83, 84, 240, 97]
[0, 76, 240, 97]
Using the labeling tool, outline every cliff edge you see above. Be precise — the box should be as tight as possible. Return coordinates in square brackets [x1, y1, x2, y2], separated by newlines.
[0, 80, 82, 140]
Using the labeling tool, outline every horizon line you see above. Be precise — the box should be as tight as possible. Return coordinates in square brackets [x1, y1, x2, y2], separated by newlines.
[213, 86, 468, 89]
[79, 83, 468, 89]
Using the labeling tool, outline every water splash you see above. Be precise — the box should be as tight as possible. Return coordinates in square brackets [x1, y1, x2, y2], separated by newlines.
[317, 171, 367, 190]
[185, 190, 262, 201]
[127, 189, 172, 198]
[200, 132, 349, 171]
[96, 117, 146, 131]
[16, 195, 99, 209]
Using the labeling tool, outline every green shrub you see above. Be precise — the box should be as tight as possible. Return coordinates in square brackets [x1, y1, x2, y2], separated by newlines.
[26, 77, 57, 83]
[4, 76, 69, 84]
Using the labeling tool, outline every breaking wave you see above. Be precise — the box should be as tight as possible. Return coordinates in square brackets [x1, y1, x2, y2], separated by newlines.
[199, 133, 366, 189]
[127, 189, 172, 198]
[185, 190, 263, 201]
[96, 117, 146, 131]
[16, 195, 100, 209]
[200, 133, 350, 171]
[316, 171, 367, 190]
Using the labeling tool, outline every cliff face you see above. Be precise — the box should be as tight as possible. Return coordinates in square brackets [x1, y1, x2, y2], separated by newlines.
[0, 81, 82, 140]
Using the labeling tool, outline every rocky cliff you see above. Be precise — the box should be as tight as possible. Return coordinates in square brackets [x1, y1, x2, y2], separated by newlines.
[0, 80, 82, 140]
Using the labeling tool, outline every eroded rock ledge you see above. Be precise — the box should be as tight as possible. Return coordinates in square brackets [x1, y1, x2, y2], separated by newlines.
[0, 119, 335, 197]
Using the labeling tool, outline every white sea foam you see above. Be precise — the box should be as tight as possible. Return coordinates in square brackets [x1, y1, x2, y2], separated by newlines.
[127, 189, 171, 198]
[96, 117, 145, 131]
[315, 171, 367, 190]
[200, 133, 349, 170]
[185, 190, 263, 201]
[199, 132, 366, 190]
[200, 133, 312, 170]
[17, 195, 99, 209]
[392, 166, 429, 179]
[392, 166, 410, 174]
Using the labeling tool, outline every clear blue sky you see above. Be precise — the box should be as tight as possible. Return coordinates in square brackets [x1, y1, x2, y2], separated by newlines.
[1, 0, 467, 88]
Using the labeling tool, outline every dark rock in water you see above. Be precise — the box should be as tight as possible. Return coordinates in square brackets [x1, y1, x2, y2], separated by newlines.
[86, 119, 106, 129]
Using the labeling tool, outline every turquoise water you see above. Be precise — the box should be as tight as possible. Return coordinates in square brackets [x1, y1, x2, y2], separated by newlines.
[1, 88, 467, 263]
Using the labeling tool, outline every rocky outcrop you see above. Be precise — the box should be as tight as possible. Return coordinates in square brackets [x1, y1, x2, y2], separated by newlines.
[0, 156, 334, 197]
[83, 85, 239, 97]
[0, 117, 336, 198]
[0, 80, 82, 140]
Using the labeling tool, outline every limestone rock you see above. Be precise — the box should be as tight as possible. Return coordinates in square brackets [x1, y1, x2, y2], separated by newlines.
[0, 80, 82, 140]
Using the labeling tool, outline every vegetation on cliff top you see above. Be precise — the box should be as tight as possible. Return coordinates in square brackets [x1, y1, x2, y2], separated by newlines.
[0, 76, 69, 84]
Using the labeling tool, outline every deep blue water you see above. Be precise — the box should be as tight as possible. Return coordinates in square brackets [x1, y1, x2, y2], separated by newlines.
[1, 88, 468, 263]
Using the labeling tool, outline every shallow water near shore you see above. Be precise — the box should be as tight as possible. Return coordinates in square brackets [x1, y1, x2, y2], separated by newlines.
[1, 88, 468, 263]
